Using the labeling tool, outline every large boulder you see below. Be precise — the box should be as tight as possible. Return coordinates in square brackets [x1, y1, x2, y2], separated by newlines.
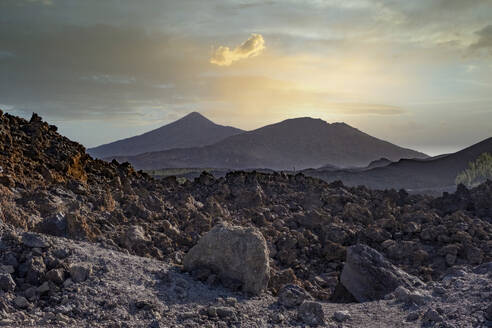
[340, 244, 425, 302]
[183, 223, 270, 295]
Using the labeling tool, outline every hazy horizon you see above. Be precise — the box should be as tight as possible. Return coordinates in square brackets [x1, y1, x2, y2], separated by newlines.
[1, 0, 491, 156]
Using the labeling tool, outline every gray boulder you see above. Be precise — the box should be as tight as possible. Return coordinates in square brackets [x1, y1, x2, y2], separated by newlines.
[341, 244, 425, 302]
[183, 223, 270, 295]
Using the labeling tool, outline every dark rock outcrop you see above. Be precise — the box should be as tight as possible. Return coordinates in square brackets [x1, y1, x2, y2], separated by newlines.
[341, 244, 425, 302]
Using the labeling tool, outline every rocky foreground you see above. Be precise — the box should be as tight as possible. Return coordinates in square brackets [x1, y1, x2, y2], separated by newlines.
[0, 112, 491, 327]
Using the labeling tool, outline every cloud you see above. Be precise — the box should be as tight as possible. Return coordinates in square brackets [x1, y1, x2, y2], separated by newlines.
[470, 25, 492, 53]
[210, 34, 265, 66]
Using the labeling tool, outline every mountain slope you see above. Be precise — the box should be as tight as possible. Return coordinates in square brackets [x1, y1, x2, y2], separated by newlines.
[113, 117, 427, 170]
[306, 137, 492, 192]
[87, 112, 244, 158]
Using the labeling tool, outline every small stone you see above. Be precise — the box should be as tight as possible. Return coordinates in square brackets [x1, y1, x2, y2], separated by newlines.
[14, 296, 29, 309]
[43, 312, 55, 321]
[46, 268, 65, 285]
[37, 281, 50, 294]
[445, 253, 457, 266]
[21, 232, 49, 248]
[24, 287, 37, 301]
[333, 310, 351, 322]
[0, 265, 14, 274]
[406, 311, 420, 322]
[180, 312, 195, 320]
[423, 308, 443, 323]
[69, 263, 92, 283]
[278, 284, 313, 308]
[3, 253, 18, 268]
[0, 319, 14, 326]
[25, 257, 46, 285]
[433, 286, 446, 295]
[0, 273, 16, 292]
[52, 248, 69, 259]
[216, 306, 236, 319]
[207, 306, 217, 317]
[63, 278, 74, 288]
[55, 313, 69, 323]
[298, 301, 325, 326]
[485, 304, 492, 321]
[272, 313, 285, 323]
[149, 320, 161, 328]
[225, 297, 238, 307]
[394, 286, 431, 305]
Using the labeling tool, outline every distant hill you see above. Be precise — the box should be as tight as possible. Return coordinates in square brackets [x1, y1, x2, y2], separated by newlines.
[112, 117, 427, 170]
[87, 112, 244, 158]
[305, 137, 492, 193]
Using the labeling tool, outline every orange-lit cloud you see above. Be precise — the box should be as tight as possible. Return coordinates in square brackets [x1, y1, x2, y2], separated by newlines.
[210, 34, 265, 66]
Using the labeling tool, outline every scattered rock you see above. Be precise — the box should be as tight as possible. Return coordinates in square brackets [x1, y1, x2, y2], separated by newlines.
[69, 263, 92, 283]
[46, 268, 65, 285]
[122, 225, 149, 251]
[21, 232, 49, 248]
[406, 311, 420, 322]
[333, 310, 351, 322]
[278, 284, 313, 308]
[216, 306, 236, 319]
[298, 301, 325, 326]
[394, 286, 431, 305]
[36, 281, 50, 294]
[25, 257, 46, 285]
[422, 308, 443, 324]
[14, 296, 29, 309]
[183, 223, 270, 295]
[485, 304, 492, 321]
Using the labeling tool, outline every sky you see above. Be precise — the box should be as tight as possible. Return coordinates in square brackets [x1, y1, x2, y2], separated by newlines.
[1, 0, 492, 155]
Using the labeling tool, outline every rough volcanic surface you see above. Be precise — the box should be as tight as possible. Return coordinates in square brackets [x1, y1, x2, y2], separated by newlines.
[0, 112, 491, 327]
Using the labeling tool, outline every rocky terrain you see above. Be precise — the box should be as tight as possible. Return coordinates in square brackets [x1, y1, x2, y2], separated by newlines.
[0, 111, 491, 327]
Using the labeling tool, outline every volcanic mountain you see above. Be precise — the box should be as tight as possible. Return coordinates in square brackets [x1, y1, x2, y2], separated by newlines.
[306, 137, 492, 193]
[113, 117, 427, 170]
[87, 112, 244, 159]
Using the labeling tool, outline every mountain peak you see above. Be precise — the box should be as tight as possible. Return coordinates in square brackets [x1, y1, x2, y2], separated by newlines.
[87, 111, 243, 158]
[182, 111, 206, 119]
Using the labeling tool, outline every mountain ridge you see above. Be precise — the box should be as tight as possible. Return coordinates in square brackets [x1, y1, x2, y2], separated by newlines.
[112, 116, 428, 170]
[306, 136, 492, 193]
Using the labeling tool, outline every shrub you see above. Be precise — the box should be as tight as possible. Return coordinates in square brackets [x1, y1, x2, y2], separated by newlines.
[455, 152, 492, 188]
